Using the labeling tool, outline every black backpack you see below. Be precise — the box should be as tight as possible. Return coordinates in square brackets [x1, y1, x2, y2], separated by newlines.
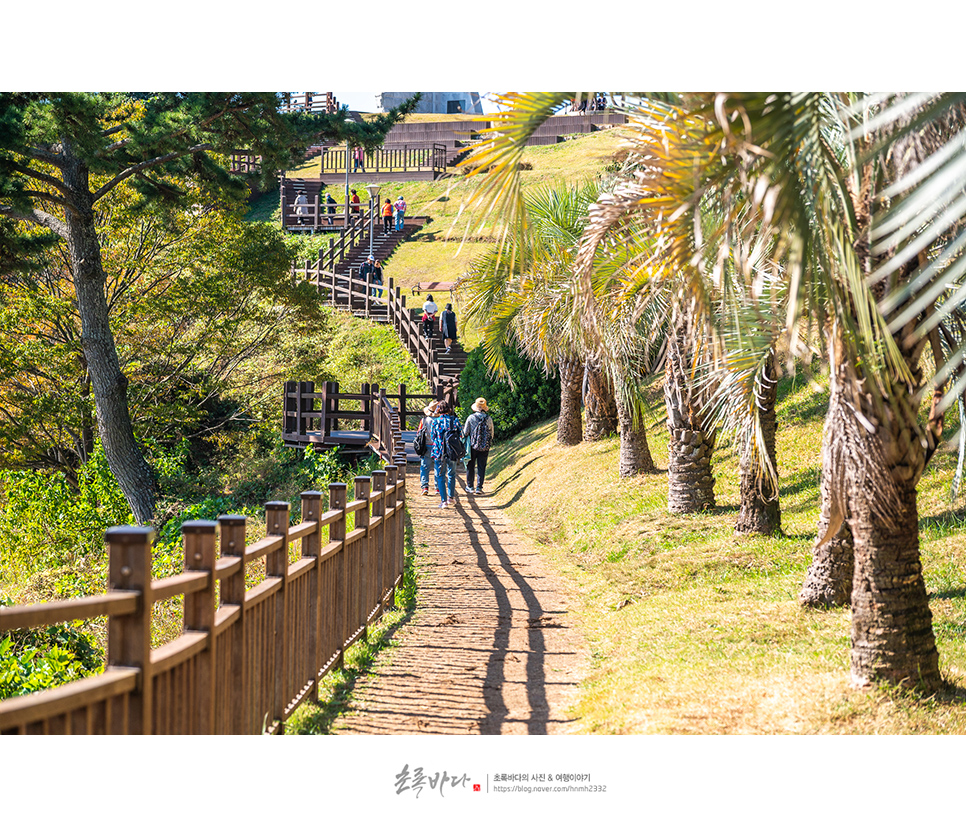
[443, 421, 465, 460]
[413, 421, 428, 456]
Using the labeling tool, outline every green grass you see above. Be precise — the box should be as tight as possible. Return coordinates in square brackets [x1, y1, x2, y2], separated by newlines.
[484, 372, 966, 734]
[284, 513, 420, 734]
[254, 129, 626, 353]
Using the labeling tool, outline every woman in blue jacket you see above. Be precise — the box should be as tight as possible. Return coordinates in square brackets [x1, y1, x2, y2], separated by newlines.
[430, 400, 462, 508]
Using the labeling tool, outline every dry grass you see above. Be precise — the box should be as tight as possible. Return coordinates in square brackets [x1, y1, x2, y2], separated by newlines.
[485, 374, 966, 734]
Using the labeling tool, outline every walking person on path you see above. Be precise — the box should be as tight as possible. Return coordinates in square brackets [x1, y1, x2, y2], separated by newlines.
[326, 192, 336, 225]
[394, 196, 407, 231]
[293, 191, 308, 226]
[351, 189, 361, 216]
[359, 256, 374, 294]
[382, 198, 393, 234]
[353, 145, 365, 172]
[421, 294, 438, 340]
[440, 302, 457, 353]
[371, 259, 384, 298]
[430, 400, 462, 508]
[463, 397, 495, 495]
[415, 402, 437, 496]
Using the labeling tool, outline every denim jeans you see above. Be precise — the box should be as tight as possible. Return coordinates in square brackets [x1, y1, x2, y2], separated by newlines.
[419, 453, 434, 489]
[434, 457, 456, 502]
[395, 211, 405, 231]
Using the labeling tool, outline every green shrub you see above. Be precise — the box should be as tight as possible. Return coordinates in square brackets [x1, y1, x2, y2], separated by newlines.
[457, 345, 560, 440]
[0, 600, 102, 699]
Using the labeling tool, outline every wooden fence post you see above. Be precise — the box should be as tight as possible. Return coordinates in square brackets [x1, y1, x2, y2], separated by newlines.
[331, 380, 340, 432]
[279, 174, 286, 228]
[399, 384, 408, 430]
[354, 476, 371, 641]
[106, 526, 154, 735]
[384, 465, 398, 608]
[361, 382, 371, 434]
[323, 380, 334, 436]
[371, 470, 387, 619]
[300, 491, 324, 703]
[182, 520, 217, 734]
[329, 482, 347, 669]
[217, 514, 248, 734]
[283, 381, 296, 437]
[265, 501, 290, 732]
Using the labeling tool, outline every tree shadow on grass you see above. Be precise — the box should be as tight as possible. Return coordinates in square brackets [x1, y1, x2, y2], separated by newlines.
[932, 586, 966, 601]
[494, 478, 536, 512]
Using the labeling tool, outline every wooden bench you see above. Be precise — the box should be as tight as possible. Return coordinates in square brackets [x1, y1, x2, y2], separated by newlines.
[412, 281, 456, 298]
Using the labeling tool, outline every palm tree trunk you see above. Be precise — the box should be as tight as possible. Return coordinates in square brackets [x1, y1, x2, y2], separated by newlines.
[583, 356, 618, 441]
[734, 354, 781, 535]
[842, 356, 940, 690]
[849, 475, 940, 690]
[556, 355, 584, 446]
[617, 396, 656, 477]
[665, 314, 715, 513]
[800, 353, 854, 606]
[799, 461, 854, 606]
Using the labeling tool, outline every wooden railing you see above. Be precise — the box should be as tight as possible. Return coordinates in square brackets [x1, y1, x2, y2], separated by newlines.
[0, 465, 407, 735]
[318, 143, 448, 178]
[279, 92, 340, 114]
[291, 253, 463, 401]
[282, 189, 375, 235]
[282, 382, 437, 452]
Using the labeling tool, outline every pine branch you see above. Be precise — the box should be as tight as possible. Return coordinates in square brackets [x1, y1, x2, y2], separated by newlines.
[91, 142, 214, 201]
[0, 205, 68, 237]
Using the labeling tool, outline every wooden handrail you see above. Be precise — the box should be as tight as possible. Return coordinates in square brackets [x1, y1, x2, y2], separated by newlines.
[0, 461, 408, 735]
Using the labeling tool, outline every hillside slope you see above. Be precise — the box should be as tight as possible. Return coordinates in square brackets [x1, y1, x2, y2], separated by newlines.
[485, 375, 966, 734]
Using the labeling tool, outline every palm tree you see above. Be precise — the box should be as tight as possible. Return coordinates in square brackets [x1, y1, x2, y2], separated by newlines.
[604, 92, 956, 691]
[465, 91, 966, 692]
[460, 179, 659, 466]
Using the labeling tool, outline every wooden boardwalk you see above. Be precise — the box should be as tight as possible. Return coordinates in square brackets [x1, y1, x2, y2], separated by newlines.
[329, 475, 591, 735]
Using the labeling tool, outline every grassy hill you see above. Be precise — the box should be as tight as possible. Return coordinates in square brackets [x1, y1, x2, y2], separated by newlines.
[250, 125, 625, 350]
[258, 128, 966, 733]
[484, 373, 966, 733]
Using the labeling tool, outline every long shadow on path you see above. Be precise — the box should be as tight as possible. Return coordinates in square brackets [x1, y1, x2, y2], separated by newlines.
[329, 475, 590, 735]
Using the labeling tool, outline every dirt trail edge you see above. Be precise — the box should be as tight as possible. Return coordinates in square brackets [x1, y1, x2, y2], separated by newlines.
[331, 473, 591, 735]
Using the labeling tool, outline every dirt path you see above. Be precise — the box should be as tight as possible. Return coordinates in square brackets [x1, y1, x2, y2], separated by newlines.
[331, 472, 591, 735]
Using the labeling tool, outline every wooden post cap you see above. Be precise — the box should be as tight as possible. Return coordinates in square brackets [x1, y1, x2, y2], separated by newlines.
[217, 514, 248, 527]
[181, 520, 218, 534]
[105, 526, 155, 544]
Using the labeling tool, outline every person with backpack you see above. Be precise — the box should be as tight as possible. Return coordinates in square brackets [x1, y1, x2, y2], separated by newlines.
[413, 402, 437, 496]
[462, 397, 495, 495]
[421, 294, 438, 340]
[430, 400, 464, 508]
[440, 303, 457, 353]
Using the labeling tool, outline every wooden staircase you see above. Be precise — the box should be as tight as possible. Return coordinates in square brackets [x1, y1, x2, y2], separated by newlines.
[291, 219, 468, 406]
